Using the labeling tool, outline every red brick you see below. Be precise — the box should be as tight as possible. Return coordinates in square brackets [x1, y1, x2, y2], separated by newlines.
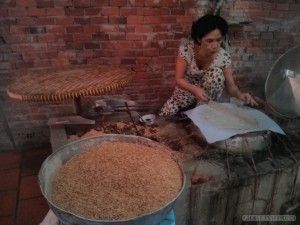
[176, 16, 193, 23]
[37, 34, 58, 42]
[92, 33, 109, 41]
[36, 0, 54, 8]
[29, 26, 46, 34]
[70, 58, 87, 65]
[27, 8, 46, 16]
[154, 33, 174, 41]
[144, 16, 162, 24]
[0, 18, 16, 26]
[160, 49, 176, 56]
[54, 0, 72, 7]
[0, 8, 8, 17]
[47, 43, 66, 51]
[83, 25, 100, 33]
[126, 33, 143, 41]
[16, 61, 33, 69]
[22, 52, 41, 60]
[73, 33, 92, 41]
[276, 3, 289, 11]
[109, 16, 127, 24]
[77, 50, 94, 58]
[93, 50, 111, 57]
[84, 8, 101, 16]
[16, 197, 49, 225]
[101, 25, 120, 32]
[19, 175, 42, 200]
[66, 42, 84, 50]
[153, 8, 170, 16]
[51, 59, 70, 67]
[84, 42, 100, 49]
[36, 18, 55, 25]
[4, 53, 22, 61]
[0, 62, 15, 70]
[261, 32, 274, 40]
[57, 50, 76, 58]
[171, 8, 185, 15]
[143, 48, 159, 56]
[179, 0, 196, 8]
[55, 17, 74, 25]
[66, 25, 83, 33]
[2, 0, 16, 7]
[74, 17, 91, 24]
[0, 190, 17, 217]
[127, 16, 143, 24]
[134, 25, 152, 33]
[46, 8, 65, 16]
[146, 0, 178, 7]
[62, 33, 75, 41]
[111, 0, 127, 7]
[101, 7, 120, 16]
[111, 49, 136, 56]
[4, 34, 30, 44]
[91, 16, 108, 24]
[121, 58, 136, 64]
[74, 0, 91, 7]
[0, 169, 19, 191]
[47, 26, 65, 33]
[41, 51, 58, 59]
[0, 216, 14, 225]
[65, 8, 84, 16]
[254, 40, 267, 47]
[33, 59, 52, 68]
[120, 8, 137, 16]
[128, 0, 144, 6]
[137, 8, 155, 16]
[16, 0, 36, 7]
[90, 0, 109, 6]
[109, 33, 126, 40]
[8, 8, 27, 17]
[108, 41, 134, 49]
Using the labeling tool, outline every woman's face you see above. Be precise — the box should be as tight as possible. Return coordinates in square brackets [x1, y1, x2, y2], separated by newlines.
[198, 29, 223, 54]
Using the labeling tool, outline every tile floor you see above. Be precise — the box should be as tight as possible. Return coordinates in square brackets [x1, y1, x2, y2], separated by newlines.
[0, 147, 52, 225]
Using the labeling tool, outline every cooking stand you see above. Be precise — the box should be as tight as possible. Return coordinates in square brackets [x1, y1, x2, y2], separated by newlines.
[6, 64, 135, 151]
[7, 64, 134, 115]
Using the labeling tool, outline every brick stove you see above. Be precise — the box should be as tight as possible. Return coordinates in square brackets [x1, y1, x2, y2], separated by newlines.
[46, 107, 300, 225]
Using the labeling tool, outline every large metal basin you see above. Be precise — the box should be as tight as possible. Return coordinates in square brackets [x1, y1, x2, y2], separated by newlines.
[38, 134, 186, 225]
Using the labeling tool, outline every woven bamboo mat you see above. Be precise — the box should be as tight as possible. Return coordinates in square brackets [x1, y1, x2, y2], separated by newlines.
[7, 65, 135, 102]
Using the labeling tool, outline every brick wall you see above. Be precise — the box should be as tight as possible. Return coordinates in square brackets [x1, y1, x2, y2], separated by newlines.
[0, 0, 300, 150]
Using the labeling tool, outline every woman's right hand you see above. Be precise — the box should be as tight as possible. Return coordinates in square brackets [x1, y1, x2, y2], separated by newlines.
[194, 87, 209, 103]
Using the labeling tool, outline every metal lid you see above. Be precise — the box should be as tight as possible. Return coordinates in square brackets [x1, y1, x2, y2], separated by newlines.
[265, 45, 300, 118]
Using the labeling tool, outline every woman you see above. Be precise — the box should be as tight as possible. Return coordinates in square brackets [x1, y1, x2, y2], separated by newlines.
[159, 14, 257, 116]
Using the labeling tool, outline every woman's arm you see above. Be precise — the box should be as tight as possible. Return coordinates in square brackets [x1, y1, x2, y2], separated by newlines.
[224, 67, 258, 106]
[175, 54, 209, 102]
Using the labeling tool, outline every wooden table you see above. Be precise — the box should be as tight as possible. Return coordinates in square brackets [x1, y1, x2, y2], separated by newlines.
[7, 64, 135, 114]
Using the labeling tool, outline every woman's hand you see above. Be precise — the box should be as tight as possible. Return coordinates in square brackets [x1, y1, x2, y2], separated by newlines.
[194, 87, 209, 103]
[237, 92, 258, 106]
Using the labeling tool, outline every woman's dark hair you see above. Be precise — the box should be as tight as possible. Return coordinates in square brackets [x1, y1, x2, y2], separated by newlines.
[191, 14, 228, 44]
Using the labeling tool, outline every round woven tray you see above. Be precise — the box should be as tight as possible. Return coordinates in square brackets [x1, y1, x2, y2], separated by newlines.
[7, 65, 135, 102]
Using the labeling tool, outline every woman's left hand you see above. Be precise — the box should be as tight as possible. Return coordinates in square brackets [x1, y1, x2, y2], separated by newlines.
[237, 92, 258, 106]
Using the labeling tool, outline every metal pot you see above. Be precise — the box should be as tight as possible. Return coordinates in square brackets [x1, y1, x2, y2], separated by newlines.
[38, 134, 185, 225]
[190, 123, 271, 154]
[211, 131, 271, 154]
